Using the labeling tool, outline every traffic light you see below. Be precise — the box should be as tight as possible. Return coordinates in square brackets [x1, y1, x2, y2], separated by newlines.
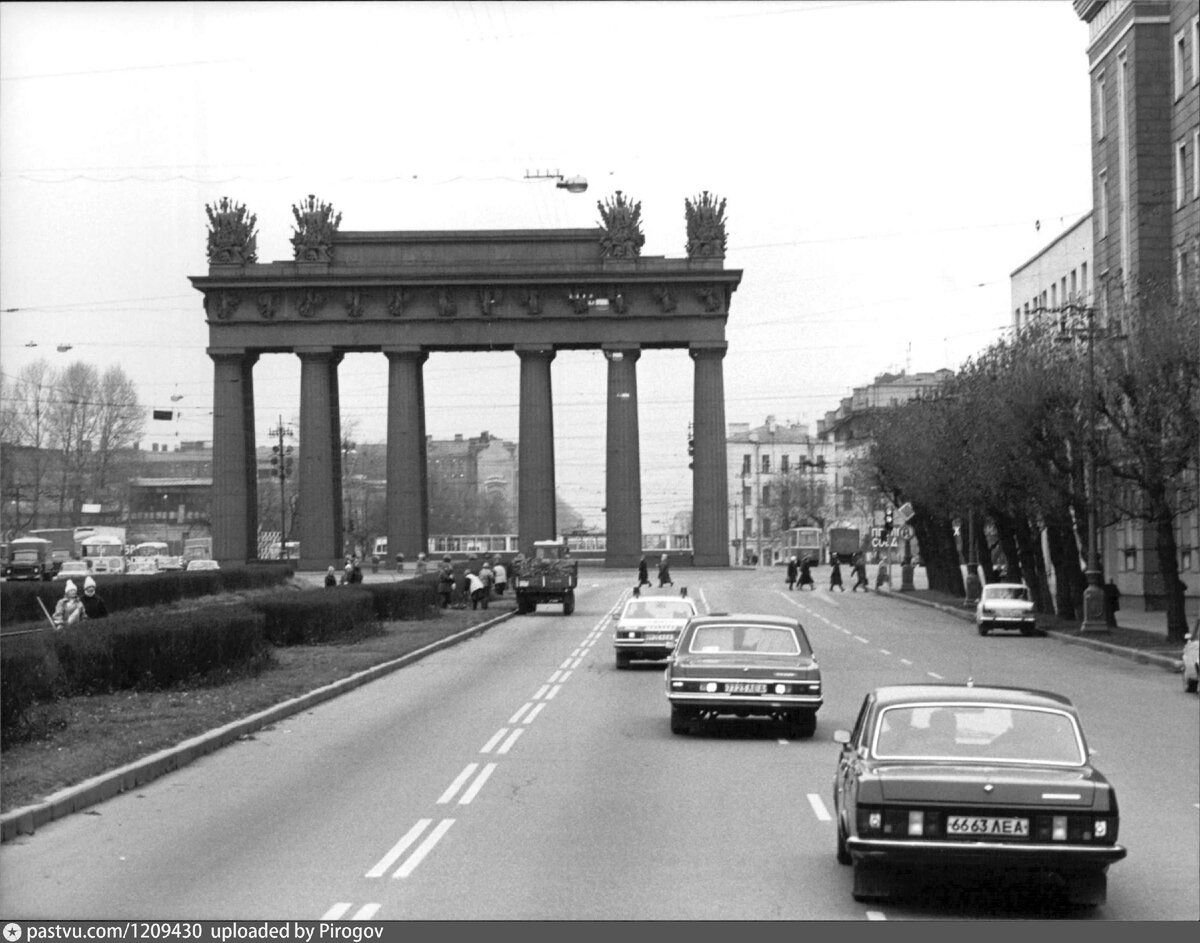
[883, 507, 894, 537]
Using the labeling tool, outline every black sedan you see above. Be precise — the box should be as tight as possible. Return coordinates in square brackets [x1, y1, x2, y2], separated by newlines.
[832, 684, 1126, 907]
[664, 613, 822, 738]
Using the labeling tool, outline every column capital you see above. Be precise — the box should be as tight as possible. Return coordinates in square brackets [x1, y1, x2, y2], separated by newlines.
[602, 344, 641, 363]
[383, 346, 429, 364]
[207, 347, 259, 366]
[689, 342, 728, 361]
[515, 345, 556, 361]
[295, 346, 339, 364]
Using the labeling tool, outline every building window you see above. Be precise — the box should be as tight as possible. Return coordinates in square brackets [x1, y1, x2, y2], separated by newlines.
[742, 454, 751, 475]
[742, 485, 751, 506]
[1194, 16, 1199, 87]
[781, 454, 790, 474]
[1070, 269, 1077, 302]
[1122, 547, 1137, 572]
[1194, 129, 1199, 200]
[1180, 250, 1190, 299]
[1050, 283, 1057, 310]
[762, 484, 771, 505]
[1175, 29, 1187, 100]
[1182, 547, 1194, 572]
[1081, 261, 1088, 301]
[1177, 138, 1188, 209]
[1098, 170, 1108, 236]
[1096, 72, 1105, 139]
[761, 455, 771, 475]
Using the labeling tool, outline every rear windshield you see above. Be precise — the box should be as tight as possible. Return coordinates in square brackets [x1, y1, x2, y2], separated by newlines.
[687, 623, 806, 656]
[623, 600, 696, 620]
[873, 704, 1085, 765]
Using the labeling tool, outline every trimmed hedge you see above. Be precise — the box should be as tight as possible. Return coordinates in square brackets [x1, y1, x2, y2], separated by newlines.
[1, 603, 268, 740]
[248, 587, 379, 645]
[0, 564, 292, 627]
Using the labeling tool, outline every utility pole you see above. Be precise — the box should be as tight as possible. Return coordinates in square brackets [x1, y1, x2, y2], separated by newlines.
[269, 417, 294, 560]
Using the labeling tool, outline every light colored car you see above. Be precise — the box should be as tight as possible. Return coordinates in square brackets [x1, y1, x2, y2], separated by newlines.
[665, 612, 823, 738]
[53, 560, 92, 581]
[833, 684, 1126, 907]
[1182, 619, 1199, 694]
[185, 559, 221, 572]
[125, 558, 160, 576]
[975, 582, 1039, 636]
[613, 592, 698, 668]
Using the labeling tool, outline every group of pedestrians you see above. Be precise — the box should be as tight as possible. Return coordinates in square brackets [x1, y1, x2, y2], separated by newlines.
[435, 554, 508, 610]
[785, 556, 815, 591]
[49, 575, 109, 629]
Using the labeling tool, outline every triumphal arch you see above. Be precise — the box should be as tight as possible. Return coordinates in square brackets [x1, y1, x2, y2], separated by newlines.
[189, 192, 742, 570]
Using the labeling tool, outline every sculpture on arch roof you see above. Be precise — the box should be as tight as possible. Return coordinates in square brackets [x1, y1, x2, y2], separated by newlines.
[685, 190, 727, 260]
[205, 197, 258, 264]
[597, 191, 645, 259]
[290, 194, 342, 263]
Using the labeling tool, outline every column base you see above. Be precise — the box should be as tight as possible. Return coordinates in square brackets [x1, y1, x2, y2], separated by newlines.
[1079, 582, 1109, 633]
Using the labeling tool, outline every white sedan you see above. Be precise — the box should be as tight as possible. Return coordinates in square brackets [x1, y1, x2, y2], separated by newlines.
[185, 559, 221, 572]
[975, 582, 1039, 636]
[53, 560, 92, 581]
[613, 592, 698, 669]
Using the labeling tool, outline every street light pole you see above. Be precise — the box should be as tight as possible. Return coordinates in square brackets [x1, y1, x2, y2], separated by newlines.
[1079, 304, 1107, 632]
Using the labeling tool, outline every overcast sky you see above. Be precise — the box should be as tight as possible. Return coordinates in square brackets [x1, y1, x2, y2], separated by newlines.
[0, 1, 1093, 530]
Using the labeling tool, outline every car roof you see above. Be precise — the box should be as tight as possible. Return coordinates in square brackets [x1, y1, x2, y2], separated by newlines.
[689, 612, 800, 625]
[871, 683, 1075, 710]
[982, 583, 1027, 591]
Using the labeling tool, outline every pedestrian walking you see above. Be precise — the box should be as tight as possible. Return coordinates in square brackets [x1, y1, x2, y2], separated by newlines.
[637, 556, 651, 588]
[798, 557, 814, 591]
[658, 553, 674, 587]
[830, 559, 845, 592]
[851, 556, 869, 592]
[395, 552, 405, 573]
[492, 557, 508, 595]
[80, 576, 109, 619]
[466, 569, 486, 609]
[324, 565, 338, 588]
[52, 580, 86, 629]
[786, 556, 799, 591]
[478, 559, 494, 609]
[436, 556, 455, 608]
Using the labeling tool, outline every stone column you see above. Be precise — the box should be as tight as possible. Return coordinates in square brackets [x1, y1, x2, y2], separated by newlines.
[691, 343, 730, 566]
[517, 345, 556, 552]
[385, 347, 428, 563]
[297, 348, 340, 570]
[209, 349, 258, 564]
[604, 345, 642, 568]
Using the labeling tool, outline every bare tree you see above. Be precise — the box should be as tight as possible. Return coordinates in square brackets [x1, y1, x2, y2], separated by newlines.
[2, 360, 57, 530]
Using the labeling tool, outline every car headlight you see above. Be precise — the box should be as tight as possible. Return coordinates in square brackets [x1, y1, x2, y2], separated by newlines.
[704, 682, 718, 693]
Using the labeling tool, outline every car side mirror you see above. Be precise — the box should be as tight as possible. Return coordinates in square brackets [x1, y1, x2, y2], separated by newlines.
[833, 729, 851, 745]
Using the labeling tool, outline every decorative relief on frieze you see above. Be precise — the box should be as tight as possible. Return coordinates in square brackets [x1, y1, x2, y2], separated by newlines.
[297, 289, 326, 319]
[699, 285, 724, 313]
[204, 197, 258, 264]
[387, 288, 410, 317]
[685, 190, 728, 259]
[208, 290, 240, 320]
[256, 292, 278, 319]
[609, 287, 628, 314]
[478, 287, 502, 317]
[290, 194, 342, 263]
[521, 288, 543, 316]
[597, 190, 645, 259]
[344, 290, 363, 319]
[568, 289, 592, 315]
[437, 288, 457, 318]
[654, 286, 677, 313]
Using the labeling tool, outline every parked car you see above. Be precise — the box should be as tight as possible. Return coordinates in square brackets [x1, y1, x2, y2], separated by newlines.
[185, 559, 221, 572]
[126, 558, 160, 576]
[975, 583, 1039, 636]
[613, 592, 698, 668]
[1182, 619, 1199, 694]
[665, 612, 822, 738]
[53, 560, 93, 581]
[832, 683, 1126, 906]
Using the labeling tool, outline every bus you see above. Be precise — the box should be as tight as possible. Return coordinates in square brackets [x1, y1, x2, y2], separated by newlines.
[130, 541, 182, 572]
[782, 526, 824, 565]
[80, 533, 126, 575]
[183, 537, 212, 563]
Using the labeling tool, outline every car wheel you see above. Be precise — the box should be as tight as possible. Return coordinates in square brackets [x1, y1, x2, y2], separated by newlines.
[615, 651, 631, 670]
[836, 819, 852, 866]
[563, 591, 575, 615]
[1185, 671, 1198, 694]
[670, 705, 690, 736]
[851, 860, 892, 902]
[977, 623, 990, 636]
[1019, 625, 1036, 636]
[792, 711, 817, 739]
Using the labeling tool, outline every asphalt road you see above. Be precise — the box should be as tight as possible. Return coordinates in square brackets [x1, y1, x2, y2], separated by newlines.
[0, 569, 1196, 921]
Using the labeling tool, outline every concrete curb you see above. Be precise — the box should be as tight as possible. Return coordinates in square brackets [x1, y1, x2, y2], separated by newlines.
[0, 610, 517, 843]
[886, 589, 1181, 671]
